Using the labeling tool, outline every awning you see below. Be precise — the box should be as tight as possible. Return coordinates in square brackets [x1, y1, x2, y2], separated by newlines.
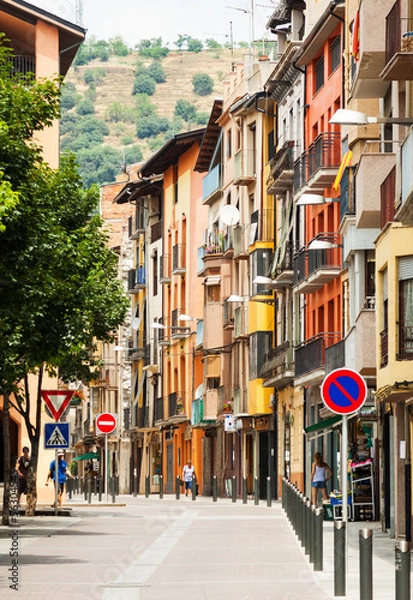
[72, 452, 99, 461]
[304, 415, 342, 435]
[203, 275, 221, 286]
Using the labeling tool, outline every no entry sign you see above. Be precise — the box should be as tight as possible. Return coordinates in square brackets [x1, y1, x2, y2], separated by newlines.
[321, 368, 367, 415]
[96, 413, 117, 435]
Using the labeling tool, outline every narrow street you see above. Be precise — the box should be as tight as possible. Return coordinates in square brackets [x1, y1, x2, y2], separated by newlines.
[0, 495, 405, 600]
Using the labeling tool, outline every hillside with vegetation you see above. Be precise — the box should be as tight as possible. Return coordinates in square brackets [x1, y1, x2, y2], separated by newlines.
[60, 36, 257, 188]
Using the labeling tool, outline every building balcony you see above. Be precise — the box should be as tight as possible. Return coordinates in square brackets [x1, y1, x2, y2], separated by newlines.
[260, 341, 294, 388]
[172, 244, 186, 274]
[202, 163, 223, 205]
[233, 225, 249, 259]
[150, 220, 162, 243]
[267, 140, 295, 195]
[191, 397, 204, 426]
[293, 133, 341, 194]
[11, 55, 36, 78]
[293, 234, 342, 294]
[398, 128, 413, 224]
[397, 324, 413, 360]
[128, 211, 145, 239]
[344, 305, 377, 377]
[204, 389, 219, 420]
[269, 241, 294, 289]
[234, 149, 256, 186]
[160, 254, 171, 283]
[127, 266, 146, 293]
[250, 208, 275, 243]
[125, 336, 146, 361]
[168, 391, 187, 420]
[295, 332, 341, 386]
[351, 0, 389, 97]
[234, 304, 249, 339]
[381, 4, 413, 81]
[325, 339, 345, 373]
[356, 144, 396, 228]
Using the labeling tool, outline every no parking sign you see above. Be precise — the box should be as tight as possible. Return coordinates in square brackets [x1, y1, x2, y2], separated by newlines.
[321, 368, 367, 415]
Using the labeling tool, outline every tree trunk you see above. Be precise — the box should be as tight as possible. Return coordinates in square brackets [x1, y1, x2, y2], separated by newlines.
[25, 370, 43, 516]
[2, 391, 11, 525]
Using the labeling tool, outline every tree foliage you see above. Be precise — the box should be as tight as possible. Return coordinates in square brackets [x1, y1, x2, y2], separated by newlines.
[135, 38, 169, 59]
[192, 72, 214, 96]
[132, 73, 156, 96]
[0, 38, 128, 517]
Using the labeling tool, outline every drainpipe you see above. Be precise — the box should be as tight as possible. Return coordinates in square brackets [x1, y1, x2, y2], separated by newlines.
[405, 402, 412, 542]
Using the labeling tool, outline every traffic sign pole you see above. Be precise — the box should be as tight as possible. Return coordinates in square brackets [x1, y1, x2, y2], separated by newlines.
[54, 449, 58, 516]
[342, 415, 348, 525]
[105, 433, 109, 503]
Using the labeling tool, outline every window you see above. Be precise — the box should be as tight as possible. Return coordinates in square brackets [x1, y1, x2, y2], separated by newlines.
[330, 36, 341, 73]
[251, 249, 272, 296]
[250, 332, 272, 379]
[173, 164, 178, 204]
[227, 128, 232, 159]
[315, 56, 325, 93]
[366, 251, 375, 302]
[152, 250, 158, 297]
[206, 283, 220, 303]
[398, 256, 413, 359]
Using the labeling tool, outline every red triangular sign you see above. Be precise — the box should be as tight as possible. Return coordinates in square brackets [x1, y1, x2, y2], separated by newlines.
[41, 390, 74, 421]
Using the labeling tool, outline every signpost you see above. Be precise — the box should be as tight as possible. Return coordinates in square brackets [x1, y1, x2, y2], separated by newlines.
[41, 390, 74, 514]
[96, 413, 117, 501]
[321, 368, 367, 523]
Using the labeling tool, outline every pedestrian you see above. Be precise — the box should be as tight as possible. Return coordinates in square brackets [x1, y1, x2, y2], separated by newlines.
[16, 446, 30, 506]
[182, 459, 196, 497]
[45, 450, 73, 507]
[311, 452, 332, 505]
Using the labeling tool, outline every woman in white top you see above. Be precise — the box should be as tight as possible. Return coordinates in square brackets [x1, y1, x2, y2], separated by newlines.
[182, 460, 196, 497]
[311, 452, 332, 505]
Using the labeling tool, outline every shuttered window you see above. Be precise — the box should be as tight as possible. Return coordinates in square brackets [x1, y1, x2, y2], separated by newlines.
[399, 255, 413, 280]
[380, 166, 396, 228]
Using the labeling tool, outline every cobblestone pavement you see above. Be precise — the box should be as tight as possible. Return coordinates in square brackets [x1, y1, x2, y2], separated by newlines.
[0, 494, 410, 599]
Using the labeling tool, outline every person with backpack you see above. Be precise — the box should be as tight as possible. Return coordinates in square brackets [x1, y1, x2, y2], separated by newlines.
[45, 451, 73, 507]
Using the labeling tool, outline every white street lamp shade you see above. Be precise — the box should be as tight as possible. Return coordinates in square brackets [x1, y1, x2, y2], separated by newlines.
[179, 314, 195, 321]
[227, 294, 246, 302]
[253, 276, 273, 284]
[296, 193, 326, 205]
[308, 240, 335, 250]
[151, 322, 167, 329]
[329, 109, 375, 125]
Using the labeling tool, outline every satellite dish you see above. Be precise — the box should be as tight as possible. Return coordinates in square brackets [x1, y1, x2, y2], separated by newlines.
[131, 317, 141, 331]
[220, 205, 240, 226]
[195, 384, 205, 399]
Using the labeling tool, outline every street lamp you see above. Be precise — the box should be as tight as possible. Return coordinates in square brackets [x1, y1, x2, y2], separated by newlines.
[330, 108, 413, 126]
[296, 193, 338, 205]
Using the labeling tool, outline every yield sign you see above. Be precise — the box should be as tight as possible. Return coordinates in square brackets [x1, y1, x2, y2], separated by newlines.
[41, 390, 74, 421]
[321, 368, 367, 415]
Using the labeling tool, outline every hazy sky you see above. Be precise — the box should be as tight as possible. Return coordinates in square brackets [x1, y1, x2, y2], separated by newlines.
[29, 0, 278, 47]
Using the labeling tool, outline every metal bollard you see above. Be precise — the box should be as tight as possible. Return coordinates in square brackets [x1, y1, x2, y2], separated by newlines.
[133, 472, 138, 497]
[243, 476, 248, 504]
[84, 478, 87, 501]
[266, 477, 271, 507]
[309, 505, 316, 565]
[68, 477, 72, 499]
[159, 475, 163, 499]
[111, 477, 116, 503]
[98, 476, 102, 502]
[334, 521, 346, 597]
[254, 477, 259, 505]
[232, 476, 237, 503]
[395, 540, 410, 600]
[176, 476, 180, 500]
[145, 475, 150, 498]
[191, 476, 196, 501]
[359, 529, 373, 600]
[87, 478, 92, 504]
[314, 507, 323, 571]
[213, 475, 217, 502]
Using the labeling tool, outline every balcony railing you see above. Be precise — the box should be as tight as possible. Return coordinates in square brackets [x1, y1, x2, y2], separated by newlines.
[191, 397, 204, 425]
[127, 266, 146, 293]
[293, 133, 341, 192]
[250, 208, 275, 242]
[293, 234, 342, 293]
[172, 244, 186, 273]
[234, 149, 256, 185]
[233, 225, 249, 258]
[234, 304, 249, 338]
[128, 211, 145, 238]
[295, 333, 341, 378]
[150, 220, 162, 243]
[160, 254, 171, 282]
[325, 339, 345, 372]
[267, 140, 295, 194]
[398, 324, 413, 360]
[202, 164, 222, 204]
[260, 341, 294, 387]
[168, 391, 186, 418]
[380, 328, 389, 367]
[10, 56, 36, 78]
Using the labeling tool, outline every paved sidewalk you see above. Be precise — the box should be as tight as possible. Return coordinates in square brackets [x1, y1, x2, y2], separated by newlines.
[0, 493, 410, 599]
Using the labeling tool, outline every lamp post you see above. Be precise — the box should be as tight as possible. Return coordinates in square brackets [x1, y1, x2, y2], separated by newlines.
[330, 108, 413, 126]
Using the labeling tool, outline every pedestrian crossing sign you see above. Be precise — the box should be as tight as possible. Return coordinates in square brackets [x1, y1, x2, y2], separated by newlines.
[44, 423, 69, 449]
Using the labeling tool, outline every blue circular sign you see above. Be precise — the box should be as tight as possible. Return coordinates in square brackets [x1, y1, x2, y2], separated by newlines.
[321, 368, 367, 415]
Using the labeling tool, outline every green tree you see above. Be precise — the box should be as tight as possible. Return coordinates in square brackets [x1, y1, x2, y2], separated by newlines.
[136, 38, 169, 59]
[174, 99, 197, 123]
[76, 98, 95, 115]
[187, 37, 204, 53]
[148, 61, 166, 83]
[205, 38, 222, 50]
[109, 35, 130, 57]
[192, 72, 214, 96]
[0, 40, 128, 518]
[136, 115, 170, 138]
[132, 74, 156, 96]
[175, 34, 189, 51]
